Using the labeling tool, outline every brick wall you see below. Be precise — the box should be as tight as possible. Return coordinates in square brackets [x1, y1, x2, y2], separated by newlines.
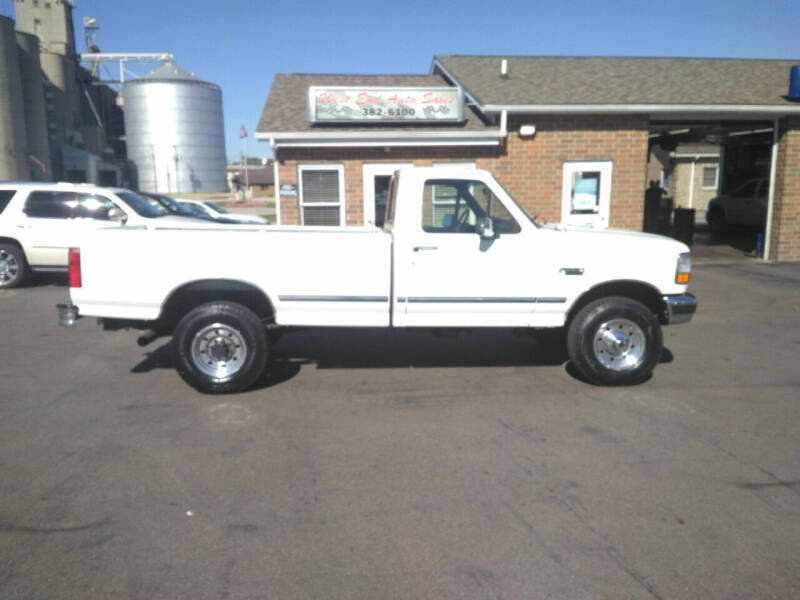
[276, 115, 649, 229]
[769, 119, 800, 261]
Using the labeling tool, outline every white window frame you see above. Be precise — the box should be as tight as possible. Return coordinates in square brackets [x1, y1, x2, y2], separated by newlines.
[297, 163, 345, 226]
[701, 165, 719, 190]
[561, 160, 613, 228]
[362, 163, 411, 226]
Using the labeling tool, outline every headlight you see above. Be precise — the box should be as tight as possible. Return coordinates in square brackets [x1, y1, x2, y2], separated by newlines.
[675, 252, 691, 284]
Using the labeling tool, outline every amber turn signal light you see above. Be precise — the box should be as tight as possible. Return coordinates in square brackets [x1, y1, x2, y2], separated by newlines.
[676, 272, 690, 284]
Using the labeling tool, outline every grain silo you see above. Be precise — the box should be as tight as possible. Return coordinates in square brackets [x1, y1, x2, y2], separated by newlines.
[15, 30, 51, 180]
[123, 62, 226, 193]
[0, 15, 28, 180]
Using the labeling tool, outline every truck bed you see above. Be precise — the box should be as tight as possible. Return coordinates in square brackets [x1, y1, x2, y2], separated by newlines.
[71, 224, 393, 326]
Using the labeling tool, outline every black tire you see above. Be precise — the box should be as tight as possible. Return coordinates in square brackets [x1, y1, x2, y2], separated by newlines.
[707, 207, 726, 233]
[0, 243, 28, 289]
[173, 301, 268, 394]
[567, 296, 663, 386]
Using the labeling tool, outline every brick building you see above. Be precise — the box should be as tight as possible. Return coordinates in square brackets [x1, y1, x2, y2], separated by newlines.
[257, 55, 800, 261]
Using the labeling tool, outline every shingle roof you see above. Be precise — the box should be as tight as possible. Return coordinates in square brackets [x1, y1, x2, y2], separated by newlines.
[435, 55, 800, 107]
[256, 73, 492, 133]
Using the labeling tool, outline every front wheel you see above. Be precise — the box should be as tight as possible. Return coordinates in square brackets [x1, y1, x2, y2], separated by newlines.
[173, 301, 268, 394]
[567, 297, 663, 386]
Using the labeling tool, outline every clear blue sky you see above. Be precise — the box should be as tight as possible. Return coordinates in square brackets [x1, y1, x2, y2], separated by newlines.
[5, 0, 799, 162]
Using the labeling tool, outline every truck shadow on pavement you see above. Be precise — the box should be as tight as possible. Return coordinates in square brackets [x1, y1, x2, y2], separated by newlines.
[131, 327, 673, 391]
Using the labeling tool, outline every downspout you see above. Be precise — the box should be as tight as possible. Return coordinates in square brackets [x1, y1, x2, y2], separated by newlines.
[688, 158, 696, 209]
[763, 118, 780, 261]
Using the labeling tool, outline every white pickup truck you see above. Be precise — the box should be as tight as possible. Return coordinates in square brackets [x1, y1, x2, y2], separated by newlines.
[59, 167, 696, 393]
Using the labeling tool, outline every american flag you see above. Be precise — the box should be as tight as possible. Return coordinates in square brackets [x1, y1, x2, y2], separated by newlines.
[240, 125, 248, 138]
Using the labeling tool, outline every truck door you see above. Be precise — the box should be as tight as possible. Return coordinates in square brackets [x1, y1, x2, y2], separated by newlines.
[393, 175, 539, 327]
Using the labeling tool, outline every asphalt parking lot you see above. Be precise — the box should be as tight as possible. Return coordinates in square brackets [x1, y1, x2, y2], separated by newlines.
[1, 263, 799, 600]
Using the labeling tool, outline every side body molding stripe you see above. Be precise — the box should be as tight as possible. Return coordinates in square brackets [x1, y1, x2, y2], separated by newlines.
[396, 297, 566, 304]
[278, 295, 389, 302]
[279, 296, 567, 304]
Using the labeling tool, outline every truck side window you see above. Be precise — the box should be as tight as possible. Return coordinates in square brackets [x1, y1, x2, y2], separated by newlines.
[469, 181, 521, 234]
[73, 194, 118, 220]
[422, 179, 520, 234]
[383, 174, 398, 231]
[23, 191, 77, 219]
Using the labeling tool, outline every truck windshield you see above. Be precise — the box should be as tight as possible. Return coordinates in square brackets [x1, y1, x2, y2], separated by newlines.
[206, 202, 228, 214]
[116, 191, 169, 218]
[142, 192, 196, 217]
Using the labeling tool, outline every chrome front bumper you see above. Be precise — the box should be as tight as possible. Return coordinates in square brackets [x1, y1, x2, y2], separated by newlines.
[662, 294, 697, 325]
[57, 303, 79, 327]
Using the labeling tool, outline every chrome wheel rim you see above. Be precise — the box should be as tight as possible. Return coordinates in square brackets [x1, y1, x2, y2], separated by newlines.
[190, 322, 247, 380]
[593, 318, 646, 371]
[0, 249, 19, 286]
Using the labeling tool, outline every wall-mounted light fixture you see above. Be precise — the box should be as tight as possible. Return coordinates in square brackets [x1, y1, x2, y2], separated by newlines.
[519, 124, 536, 137]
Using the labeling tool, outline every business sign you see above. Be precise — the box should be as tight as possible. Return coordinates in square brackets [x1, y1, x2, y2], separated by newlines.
[308, 87, 464, 123]
[279, 183, 297, 197]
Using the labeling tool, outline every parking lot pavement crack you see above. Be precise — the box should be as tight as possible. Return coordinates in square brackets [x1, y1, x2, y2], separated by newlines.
[606, 546, 664, 600]
[0, 516, 111, 534]
[500, 500, 568, 570]
[508, 467, 666, 600]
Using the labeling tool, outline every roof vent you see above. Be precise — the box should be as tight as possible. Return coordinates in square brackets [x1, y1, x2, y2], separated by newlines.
[500, 59, 508, 79]
[789, 65, 800, 100]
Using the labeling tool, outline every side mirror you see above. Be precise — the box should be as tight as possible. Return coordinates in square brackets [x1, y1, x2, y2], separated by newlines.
[108, 207, 128, 224]
[476, 216, 495, 239]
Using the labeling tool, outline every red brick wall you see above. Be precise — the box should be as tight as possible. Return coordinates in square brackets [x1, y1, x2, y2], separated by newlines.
[768, 119, 800, 262]
[481, 116, 649, 229]
[276, 115, 649, 229]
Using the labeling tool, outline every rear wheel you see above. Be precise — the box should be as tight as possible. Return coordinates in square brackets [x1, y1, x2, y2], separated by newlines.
[0, 243, 28, 289]
[567, 297, 662, 385]
[173, 301, 268, 394]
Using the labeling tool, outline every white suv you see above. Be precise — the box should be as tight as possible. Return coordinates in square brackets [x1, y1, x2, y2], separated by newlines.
[0, 182, 204, 288]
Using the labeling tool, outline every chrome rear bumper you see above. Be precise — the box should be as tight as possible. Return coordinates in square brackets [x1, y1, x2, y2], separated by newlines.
[662, 294, 697, 325]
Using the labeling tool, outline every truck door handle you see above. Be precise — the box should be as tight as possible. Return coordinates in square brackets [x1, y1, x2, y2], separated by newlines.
[413, 246, 438, 252]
